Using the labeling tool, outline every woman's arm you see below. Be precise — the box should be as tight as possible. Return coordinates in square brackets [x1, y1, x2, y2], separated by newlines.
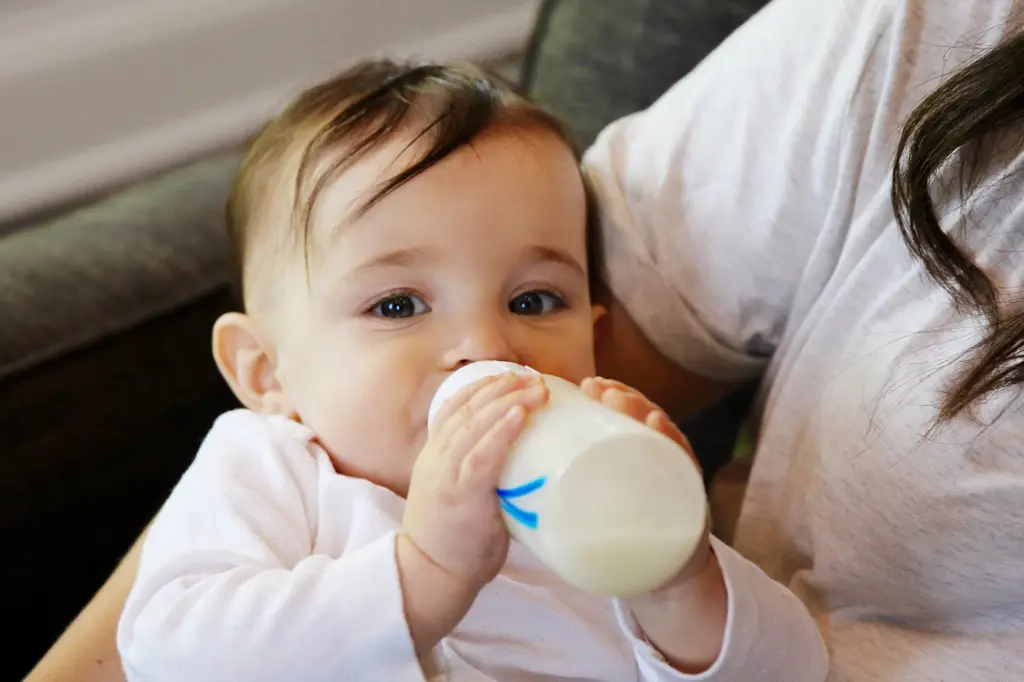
[23, 528, 145, 682]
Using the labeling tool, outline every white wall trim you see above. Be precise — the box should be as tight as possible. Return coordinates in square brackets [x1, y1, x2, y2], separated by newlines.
[0, 0, 538, 224]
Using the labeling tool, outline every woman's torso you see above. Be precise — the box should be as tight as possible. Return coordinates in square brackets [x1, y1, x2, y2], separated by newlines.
[734, 2, 1024, 678]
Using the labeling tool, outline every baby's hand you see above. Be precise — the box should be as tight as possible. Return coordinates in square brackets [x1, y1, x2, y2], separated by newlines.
[580, 378, 727, 671]
[398, 372, 548, 654]
[405, 372, 548, 585]
[580, 377, 695, 459]
[581, 377, 711, 586]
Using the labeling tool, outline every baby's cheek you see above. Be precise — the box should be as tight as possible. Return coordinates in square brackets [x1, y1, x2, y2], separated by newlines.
[536, 362, 593, 387]
[537, 343, 598, 385]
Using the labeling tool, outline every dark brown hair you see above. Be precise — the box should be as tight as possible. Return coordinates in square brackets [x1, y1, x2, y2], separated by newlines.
[225, 59, 592, 306]
[891, 29, 1024, 421]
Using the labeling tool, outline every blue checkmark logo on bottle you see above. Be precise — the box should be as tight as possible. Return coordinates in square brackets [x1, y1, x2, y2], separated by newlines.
[496, 476, 546, 530]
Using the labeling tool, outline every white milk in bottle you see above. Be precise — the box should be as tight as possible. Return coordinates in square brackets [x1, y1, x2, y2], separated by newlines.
[428, 361, 707, 597]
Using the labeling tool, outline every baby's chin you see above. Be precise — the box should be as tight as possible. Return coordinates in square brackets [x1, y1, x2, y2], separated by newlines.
[314, 429, 422, 499]
[327, 456, 414, 499]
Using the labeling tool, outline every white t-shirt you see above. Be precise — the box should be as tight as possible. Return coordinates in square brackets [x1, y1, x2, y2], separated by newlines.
[117, 411, 824, 682]
[585, 0, 1024, 679]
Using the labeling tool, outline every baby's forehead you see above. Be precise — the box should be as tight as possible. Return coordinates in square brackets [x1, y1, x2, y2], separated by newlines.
[303, 125, 583, 251]
[302, 133, 427, 244]
[241, 123, 588, 314]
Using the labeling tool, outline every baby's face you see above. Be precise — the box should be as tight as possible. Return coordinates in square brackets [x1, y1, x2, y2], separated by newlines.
[272, 128, 598, 495]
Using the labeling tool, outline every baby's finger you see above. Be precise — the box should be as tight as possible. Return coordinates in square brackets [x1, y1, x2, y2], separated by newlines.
[458, 404, 528, 486]
[587, 376, 641, 397]
[600, 387, 653, 424]
[583, 377, 661, 415]
[433, 373, 507, 427]
[645, 410, 695, 457]
[444, 382, 548, 468]
[580, 377, 604, 400]
[437, 373, 536, 437]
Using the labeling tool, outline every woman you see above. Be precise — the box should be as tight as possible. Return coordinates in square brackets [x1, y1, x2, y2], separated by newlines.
[26, 0, 1024, 679]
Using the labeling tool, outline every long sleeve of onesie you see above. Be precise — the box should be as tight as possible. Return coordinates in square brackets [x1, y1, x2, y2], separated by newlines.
[616, 538, 827, 681]
[117, 410, 424, 682]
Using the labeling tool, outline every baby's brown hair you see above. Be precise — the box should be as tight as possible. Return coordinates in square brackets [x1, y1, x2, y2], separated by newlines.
[225, 59, 600, 309]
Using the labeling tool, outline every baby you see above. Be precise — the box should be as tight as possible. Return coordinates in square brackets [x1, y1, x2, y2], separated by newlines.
[116, 60, 711, 682]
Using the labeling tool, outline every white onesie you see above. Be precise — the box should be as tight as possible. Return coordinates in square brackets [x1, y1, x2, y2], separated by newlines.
[117, 410, 824, 682]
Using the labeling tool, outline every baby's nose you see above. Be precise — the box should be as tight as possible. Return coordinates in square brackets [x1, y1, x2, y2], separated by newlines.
[449, 319, 518, 368]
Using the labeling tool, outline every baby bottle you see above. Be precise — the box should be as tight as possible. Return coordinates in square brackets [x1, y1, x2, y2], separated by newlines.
[428, 361, 707, 597]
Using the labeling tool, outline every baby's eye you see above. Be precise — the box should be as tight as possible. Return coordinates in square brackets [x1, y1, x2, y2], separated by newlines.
[369, 293, 430, 319]
[508, 290, 566, 316]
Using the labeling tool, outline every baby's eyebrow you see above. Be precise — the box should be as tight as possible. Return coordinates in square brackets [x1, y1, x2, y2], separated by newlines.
[522, 245, 585, 277]
[348, 247, 434, 275]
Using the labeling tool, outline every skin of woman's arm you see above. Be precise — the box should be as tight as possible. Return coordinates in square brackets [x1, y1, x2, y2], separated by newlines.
[594, 296, 737, 419]
[23, 528, 147, 682]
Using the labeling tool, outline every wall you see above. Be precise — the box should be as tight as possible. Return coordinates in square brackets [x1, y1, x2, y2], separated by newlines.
[0, 0, 538, 224]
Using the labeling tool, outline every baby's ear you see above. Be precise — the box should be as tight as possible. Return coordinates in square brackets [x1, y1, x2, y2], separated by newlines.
[588, 276, 611, 340]
[212, 312, 295, 417]
[591, 302, 609, 341]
